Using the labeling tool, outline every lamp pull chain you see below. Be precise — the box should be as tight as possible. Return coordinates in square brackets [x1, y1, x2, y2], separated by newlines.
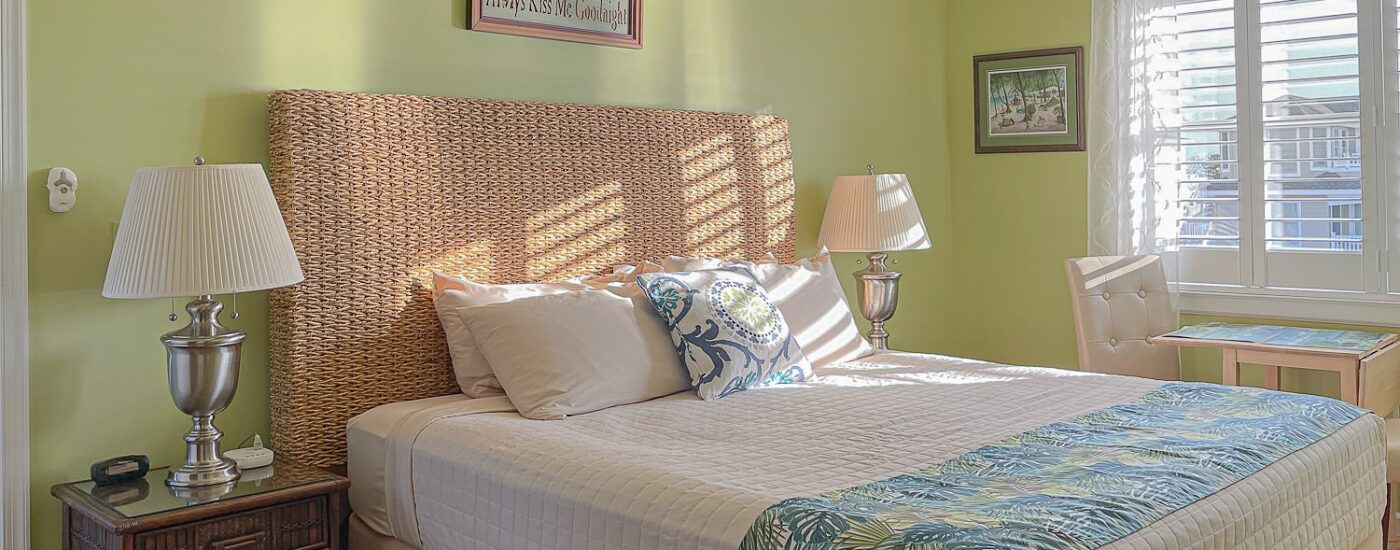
[168, 298, 178, 322]
[231, 293, 240, 320]
[854, 163, 875, 267]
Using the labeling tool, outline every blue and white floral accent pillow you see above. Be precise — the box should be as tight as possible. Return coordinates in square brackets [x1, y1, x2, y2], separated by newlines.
[637, 267, 812, 400]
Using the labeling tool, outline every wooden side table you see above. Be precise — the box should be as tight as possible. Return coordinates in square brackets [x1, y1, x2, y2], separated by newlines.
[51, 459, 349, 550]
[1150, 332, 1400, 410]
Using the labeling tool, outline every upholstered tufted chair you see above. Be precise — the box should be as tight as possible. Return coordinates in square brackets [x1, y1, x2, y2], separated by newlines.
[1065, 255, 1180, 381]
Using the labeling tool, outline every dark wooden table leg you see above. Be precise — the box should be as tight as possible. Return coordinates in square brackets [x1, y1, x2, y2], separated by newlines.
[331, 488, 350, 550]
[60, 505, 70, 550]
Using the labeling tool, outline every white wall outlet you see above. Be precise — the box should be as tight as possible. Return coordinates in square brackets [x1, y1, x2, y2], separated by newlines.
[46, 167, 78, 213]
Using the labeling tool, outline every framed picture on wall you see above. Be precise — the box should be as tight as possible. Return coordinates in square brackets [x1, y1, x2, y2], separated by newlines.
[469, 0, 643, 49]
[973, 46, 1085, 153]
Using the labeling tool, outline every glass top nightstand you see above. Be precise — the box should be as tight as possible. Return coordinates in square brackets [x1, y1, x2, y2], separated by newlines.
[53, 456, 350, 548]
[56, 458, 338, 519]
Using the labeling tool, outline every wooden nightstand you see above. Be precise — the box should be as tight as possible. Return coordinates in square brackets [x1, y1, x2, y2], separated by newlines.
[51, 459, 349, 550]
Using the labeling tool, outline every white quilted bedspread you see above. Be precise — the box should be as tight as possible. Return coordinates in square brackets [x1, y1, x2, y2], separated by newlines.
[353, 352, 1385, 550]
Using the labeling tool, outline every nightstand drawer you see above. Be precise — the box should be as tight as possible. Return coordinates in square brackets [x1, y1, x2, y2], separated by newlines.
[271, 497, 329, 550]
[137, 509, 270, 550]
[133, 497, 328, 550]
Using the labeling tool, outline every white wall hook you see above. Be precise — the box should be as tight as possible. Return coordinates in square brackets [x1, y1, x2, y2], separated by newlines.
[46, 167, 78, 213]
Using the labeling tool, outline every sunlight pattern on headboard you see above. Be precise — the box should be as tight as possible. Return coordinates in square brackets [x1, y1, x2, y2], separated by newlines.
[266, 89, 797, 466]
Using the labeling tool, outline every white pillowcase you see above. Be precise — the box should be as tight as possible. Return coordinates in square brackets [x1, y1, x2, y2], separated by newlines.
[762, 254, 874, 368]
[662, 249, 873, 368]
[661, 252, 777, 273]
[432, 272, 586, 397]
[456, 290, 691, 419]
[570, 261, 664, 288]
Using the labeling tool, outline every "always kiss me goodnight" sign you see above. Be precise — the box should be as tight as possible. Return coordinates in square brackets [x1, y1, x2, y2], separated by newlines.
[470, 0, 643, 49]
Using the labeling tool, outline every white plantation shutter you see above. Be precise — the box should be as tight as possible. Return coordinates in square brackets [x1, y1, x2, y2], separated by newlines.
[1139, 0, 1392, 295]
[1156, 0, 1247, 285]
[1390, 0, 1400, 293]
[1096, 0, 1400, 318]
[1254, 0, 1370, 291]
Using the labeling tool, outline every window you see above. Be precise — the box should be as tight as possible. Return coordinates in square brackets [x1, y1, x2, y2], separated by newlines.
[1152, 0, 1399, 313]
[1330, 202, 1363, 250]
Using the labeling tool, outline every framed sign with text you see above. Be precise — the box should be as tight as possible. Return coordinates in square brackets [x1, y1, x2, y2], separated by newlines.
[470, 0, 643, 49]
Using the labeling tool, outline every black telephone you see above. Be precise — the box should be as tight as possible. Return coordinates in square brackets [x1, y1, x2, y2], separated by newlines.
[91, 455, 149, 486]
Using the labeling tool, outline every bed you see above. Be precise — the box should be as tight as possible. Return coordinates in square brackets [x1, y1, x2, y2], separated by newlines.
[265, 89, 1388, 550]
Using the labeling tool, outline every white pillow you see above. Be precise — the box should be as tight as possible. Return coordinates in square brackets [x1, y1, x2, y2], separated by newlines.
[432, 272, 586, 397]
[456, 290, 691, 419]
[762, 254, 874, 368]
[570, 261, 664, 288]
[661, 252, 777, 272]
[661, 249, 873, 368]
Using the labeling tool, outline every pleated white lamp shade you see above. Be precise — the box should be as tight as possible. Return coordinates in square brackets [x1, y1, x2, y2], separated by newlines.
[817, 173, 931, 253]
[103, 163, 304, 299]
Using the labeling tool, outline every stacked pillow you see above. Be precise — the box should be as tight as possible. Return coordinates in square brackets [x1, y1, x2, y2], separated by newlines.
[663, 247, 874, 369]
[432, 249, 874, 418]
[636, 267, 811, 400]
[571, 261, 664, 288]
[431, 272, 586, 398]
[457, 290, 690, 419]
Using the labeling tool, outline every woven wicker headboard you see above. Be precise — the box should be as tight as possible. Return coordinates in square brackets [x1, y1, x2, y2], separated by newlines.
[266, 89, 797, 466]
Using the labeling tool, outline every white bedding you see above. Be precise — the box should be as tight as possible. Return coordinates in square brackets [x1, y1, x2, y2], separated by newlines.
[347, 352, 1386, 550]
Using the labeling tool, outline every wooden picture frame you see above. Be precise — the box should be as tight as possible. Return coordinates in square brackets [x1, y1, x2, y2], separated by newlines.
[973, 46, 1085, 154]
[469, 0, 643, 49]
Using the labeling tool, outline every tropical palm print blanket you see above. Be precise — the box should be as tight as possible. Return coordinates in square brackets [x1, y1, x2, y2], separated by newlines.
[741, 382, 1367, 550]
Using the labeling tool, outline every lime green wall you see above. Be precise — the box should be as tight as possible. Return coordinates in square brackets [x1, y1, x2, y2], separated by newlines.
[26, 1, 950, 547]
[30, 1, 1391, 547]
[945, 0, 1091, 370]
[943, 0, 1395, 399]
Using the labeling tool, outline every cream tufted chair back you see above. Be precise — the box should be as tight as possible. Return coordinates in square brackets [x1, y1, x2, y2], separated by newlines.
[1065, 255, 1180, 380]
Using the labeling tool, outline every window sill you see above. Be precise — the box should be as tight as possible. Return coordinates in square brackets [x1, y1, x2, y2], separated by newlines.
[1178, 285, 1400, 328]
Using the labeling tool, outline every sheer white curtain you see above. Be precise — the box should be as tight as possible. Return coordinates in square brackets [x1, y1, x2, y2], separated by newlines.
[1089, 0, 1183, 301]
[1089, 0, 1181, 256]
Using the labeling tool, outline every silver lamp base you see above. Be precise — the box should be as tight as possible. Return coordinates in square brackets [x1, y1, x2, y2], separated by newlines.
[166, 415, 240, 488]
[854, 252, 901, 351]
[162, 295, 245, 488]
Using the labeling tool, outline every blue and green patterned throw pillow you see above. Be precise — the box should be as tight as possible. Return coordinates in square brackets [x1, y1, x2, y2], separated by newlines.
[637, 267, 812, 400]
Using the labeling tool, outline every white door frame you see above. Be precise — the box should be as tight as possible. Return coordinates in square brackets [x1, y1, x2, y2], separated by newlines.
[0, 0, 27, 546]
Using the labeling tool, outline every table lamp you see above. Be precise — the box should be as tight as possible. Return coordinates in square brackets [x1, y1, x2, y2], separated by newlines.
[817, 166, 930, 350]
[103, 159, 303, 488]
